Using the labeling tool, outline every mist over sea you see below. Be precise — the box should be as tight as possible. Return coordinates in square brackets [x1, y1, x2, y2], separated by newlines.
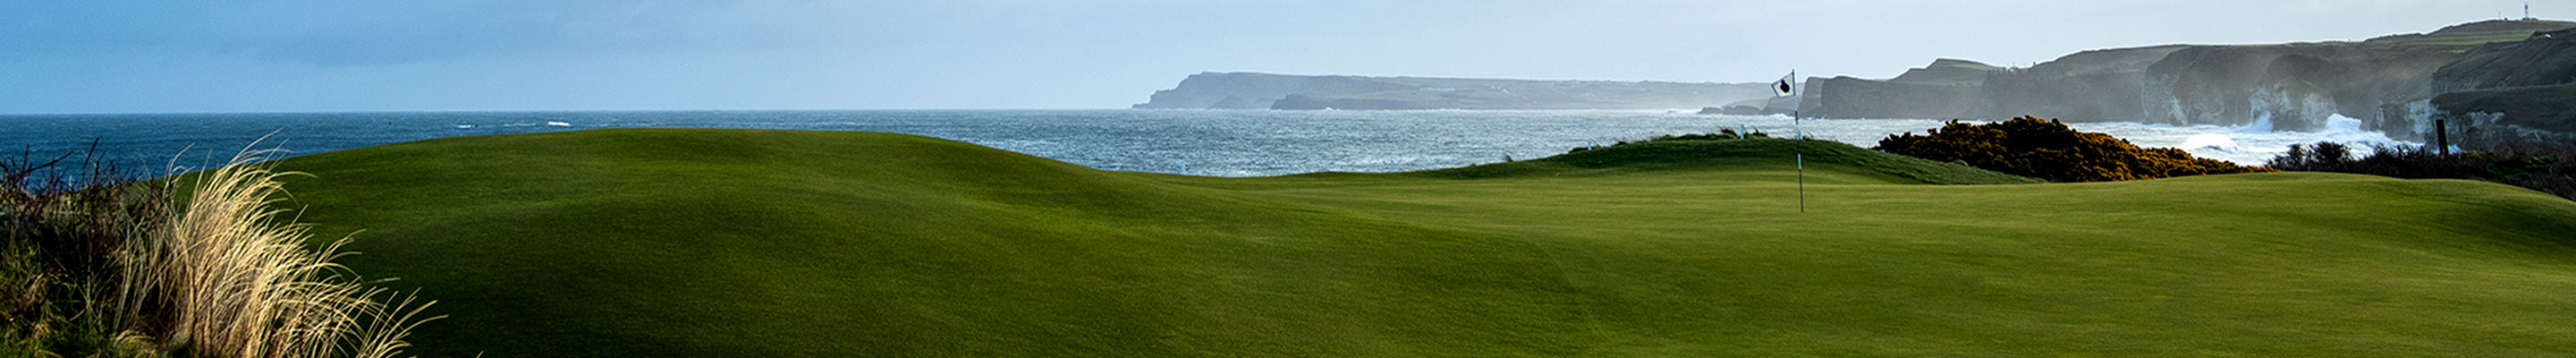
[2, 110, 2409, 177]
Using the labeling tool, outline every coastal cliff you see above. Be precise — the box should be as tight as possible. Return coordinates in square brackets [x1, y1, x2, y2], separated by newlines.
[1132, 72, 1775, 110]
[1795, 20, 2576, 140]
[2421, 27, 2576, 148]
[1796, 59, 1996, 118]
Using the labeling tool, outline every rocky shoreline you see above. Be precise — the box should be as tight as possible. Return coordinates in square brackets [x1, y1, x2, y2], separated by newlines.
[1787, 20, 2576, 149]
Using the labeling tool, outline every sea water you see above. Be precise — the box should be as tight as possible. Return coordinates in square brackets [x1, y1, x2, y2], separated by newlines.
[0, 109, 2410, 177]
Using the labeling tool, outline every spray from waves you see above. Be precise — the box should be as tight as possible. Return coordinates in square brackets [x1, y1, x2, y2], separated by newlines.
[2238, 112, 2275, 133]
[2178, 133, 2240, 153]
[1732, 114, 2417, 166]
[1701, 115, 2415, 166]
[2068, 114, 2414, 165]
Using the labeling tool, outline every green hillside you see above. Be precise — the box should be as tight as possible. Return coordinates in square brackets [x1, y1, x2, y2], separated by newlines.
[267, 129, 2576, 357]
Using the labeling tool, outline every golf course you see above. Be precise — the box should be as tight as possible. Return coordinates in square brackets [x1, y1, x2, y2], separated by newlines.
[265, 128, 2576, 357]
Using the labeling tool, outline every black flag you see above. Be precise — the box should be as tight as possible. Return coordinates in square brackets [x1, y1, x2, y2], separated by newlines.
[1773, 72, 1794, 97]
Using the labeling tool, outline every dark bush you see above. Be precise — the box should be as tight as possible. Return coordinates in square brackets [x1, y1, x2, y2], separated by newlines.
[2269, 141, 2575, 200]
[1569, 130, 1767, 153]
[2, 144, 168, 354]
[1875, 115, 2274, 182]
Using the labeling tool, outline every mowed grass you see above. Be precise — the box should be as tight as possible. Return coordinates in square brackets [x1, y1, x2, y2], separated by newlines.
[266, 129, 2576, 357]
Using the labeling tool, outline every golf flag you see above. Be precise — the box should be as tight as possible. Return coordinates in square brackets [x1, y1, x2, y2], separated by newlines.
[1773, 72, 1795, 97]
[1779, 70, 1803, 213]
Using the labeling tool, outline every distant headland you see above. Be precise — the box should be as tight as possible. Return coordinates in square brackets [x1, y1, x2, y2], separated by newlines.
[1141, 19, 2576, 151]
[1130, 72, 1775, 110]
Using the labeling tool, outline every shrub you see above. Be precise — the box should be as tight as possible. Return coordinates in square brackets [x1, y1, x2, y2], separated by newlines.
[2, 143, 440, 358]
[2269, 141, 2575, 200]
[1875, 115, 2274, 182]
[3, 145, 168, 356]
[1568, 130, 1768, 153]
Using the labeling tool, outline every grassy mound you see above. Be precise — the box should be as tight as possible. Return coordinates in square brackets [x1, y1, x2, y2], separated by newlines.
[1419, 136, 2038, 185]
[269, 129, 2576, 357]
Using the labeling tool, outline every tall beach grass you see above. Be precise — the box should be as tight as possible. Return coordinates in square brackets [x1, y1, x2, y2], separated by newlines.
[4, 142, 440, 358]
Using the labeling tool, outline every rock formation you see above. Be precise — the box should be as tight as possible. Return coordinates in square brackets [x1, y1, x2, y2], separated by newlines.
[2421, 27, 2576, 148]
[1796, 58, 1998, 119]
[1133, 20, 2576, 149]
[1793, 20, 2575, 140]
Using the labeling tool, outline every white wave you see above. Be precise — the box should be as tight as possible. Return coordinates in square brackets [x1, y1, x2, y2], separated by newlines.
[2179, 133, 2239, 153]
[2064, 114, 2413, 165]
[2238, 112, 2274, 133]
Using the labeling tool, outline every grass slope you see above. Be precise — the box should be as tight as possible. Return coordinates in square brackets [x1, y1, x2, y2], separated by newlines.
[267, 129, 2576, 357]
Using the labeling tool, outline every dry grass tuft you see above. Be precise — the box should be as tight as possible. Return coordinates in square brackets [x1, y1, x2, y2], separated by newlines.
[123, 146, 442, 358]
[6, 141, 442, 358]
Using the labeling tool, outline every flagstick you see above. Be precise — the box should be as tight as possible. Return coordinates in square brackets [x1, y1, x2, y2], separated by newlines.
[1773, 70, 1805, 214]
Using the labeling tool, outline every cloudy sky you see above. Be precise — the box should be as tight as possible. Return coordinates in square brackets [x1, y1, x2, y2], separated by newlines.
[0, 0, 2556, 114]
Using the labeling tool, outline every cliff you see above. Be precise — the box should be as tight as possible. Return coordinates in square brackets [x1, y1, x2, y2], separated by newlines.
[1986, 46, 2183, 123]
[1794, 20, 2576, 137]
[2135, 41, 2467, 132]
[1132, 72, 1775, 110]
[1792, 58, 1994, 118]
[1801, 73, 1986, 118]
[2418, 27, 2576, 148]
[2433, 27, 2576, 92]
[2431, 83, 2576, 147]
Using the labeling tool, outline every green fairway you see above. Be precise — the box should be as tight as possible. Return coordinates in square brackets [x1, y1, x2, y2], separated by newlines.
[267, 129, 2576, 357]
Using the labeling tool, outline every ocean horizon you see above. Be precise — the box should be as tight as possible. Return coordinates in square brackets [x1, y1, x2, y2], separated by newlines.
[4, 109, 2410, 177]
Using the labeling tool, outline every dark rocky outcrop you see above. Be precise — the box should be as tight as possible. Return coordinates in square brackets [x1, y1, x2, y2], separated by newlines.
[1894, 58, 2007, 84]
[1133, 72, 1775, 110]
[1206, 95, 1262, 110]
[1795, 58, 1999, 118]
[1985, 46, 2182, 124]
[2135, 45, 2454, 132]
[2430, 83, 2576, 147]
[2420, 27, 2576, 148]
[1800, 73, 1987, 118]
[1794, 20, 2575, 138]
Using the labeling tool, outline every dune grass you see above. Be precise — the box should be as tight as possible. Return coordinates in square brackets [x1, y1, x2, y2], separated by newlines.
[3, 145, 436, 358]
[139, 149, 437, 358]
[267, 129, 2576, 357]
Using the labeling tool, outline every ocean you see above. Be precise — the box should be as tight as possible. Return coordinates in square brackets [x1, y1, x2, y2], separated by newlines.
[0, 109, 2411, 177]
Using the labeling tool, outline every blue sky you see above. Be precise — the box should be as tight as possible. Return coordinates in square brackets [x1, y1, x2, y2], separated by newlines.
[0, 0, 2555, 114]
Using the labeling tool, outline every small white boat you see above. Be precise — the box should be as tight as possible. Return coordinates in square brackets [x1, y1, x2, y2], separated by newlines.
[547, 122, 572, 127]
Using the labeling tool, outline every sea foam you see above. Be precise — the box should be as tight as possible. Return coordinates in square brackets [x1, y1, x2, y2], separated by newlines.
[2067, 114, 2411, 165]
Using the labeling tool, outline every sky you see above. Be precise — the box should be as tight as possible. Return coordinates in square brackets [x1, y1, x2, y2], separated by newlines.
[0, 0, 2561, 114]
